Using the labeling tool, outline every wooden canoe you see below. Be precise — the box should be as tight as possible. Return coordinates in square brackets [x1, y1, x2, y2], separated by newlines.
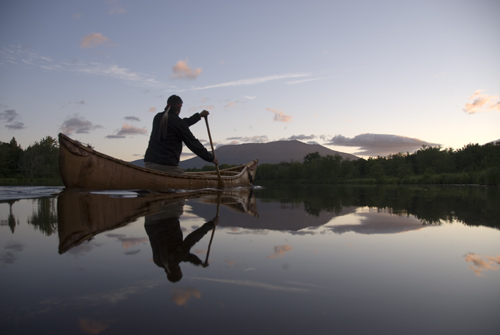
[58, 133, 258, 190]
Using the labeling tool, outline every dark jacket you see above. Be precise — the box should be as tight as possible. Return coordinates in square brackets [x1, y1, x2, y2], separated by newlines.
[144, 111, 214, 166]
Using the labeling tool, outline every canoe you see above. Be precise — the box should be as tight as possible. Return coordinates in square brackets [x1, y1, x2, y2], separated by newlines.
[57, 188, 258, 254]
[58, 133, 258, 190]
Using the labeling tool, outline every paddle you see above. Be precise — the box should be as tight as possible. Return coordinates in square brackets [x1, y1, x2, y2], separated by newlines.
[204, 117, 224, 189]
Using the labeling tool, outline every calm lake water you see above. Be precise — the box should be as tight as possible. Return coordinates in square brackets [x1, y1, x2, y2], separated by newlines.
[1, 185, 499, 335]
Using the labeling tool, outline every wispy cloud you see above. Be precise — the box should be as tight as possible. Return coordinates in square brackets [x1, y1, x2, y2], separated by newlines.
[81, 33, 114, 48]
[124, 116, 140, 122]
[286, 134, 316, 141]
[1, 109, 26, 130]
[108, 0, 125, 15]
[60, 114, 103, 135]
[148, 107, 157, 113]
[61, 100, 85, 109]
[463, 90, 500, 114]
[326, 133, 439, 157]
[75, 63, 163, 88]
[266, 108, 293, 123]
[106, 123, 147, 139]
[171, 59, 202, 80]
[286, 77, 324, 85]
[225, 135, 269, 144]
[189, 73, 310, 91]
[0, 109, 19, 122]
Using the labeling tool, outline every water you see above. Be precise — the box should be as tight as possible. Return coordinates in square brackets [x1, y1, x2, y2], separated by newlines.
[1, 185, 499, 334]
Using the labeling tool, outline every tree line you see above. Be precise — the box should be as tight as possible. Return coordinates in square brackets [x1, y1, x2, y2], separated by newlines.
[0, 136, 60, 184]
[255, 143, 500, 186]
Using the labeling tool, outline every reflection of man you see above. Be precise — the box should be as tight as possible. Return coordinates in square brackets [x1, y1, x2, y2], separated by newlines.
[145, 200, 218, 283]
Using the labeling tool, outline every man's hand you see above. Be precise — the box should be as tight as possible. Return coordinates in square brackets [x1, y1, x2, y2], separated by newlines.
[200, 110, 210, 118]
[212, 157, 219, 165]
[212, 216, 219, 226]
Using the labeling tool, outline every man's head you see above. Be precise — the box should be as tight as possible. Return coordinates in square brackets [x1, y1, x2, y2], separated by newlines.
[167, 95, 183, 114]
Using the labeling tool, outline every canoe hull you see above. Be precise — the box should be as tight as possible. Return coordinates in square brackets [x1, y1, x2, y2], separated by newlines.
[58, 133, 258, 190]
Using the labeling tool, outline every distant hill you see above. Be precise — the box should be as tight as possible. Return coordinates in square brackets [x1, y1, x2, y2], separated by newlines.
[130, 140, 358, 169]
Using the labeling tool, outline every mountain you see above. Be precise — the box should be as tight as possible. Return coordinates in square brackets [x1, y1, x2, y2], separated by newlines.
[130, 140, 359, 169]
[179, 140, 359, 169]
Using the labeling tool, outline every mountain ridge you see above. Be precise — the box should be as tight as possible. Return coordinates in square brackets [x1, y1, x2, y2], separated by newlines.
[131, 140, 359, 168]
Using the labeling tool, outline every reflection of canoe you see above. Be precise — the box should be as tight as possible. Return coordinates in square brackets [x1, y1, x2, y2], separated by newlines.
[57, 188, 257, 254]
[58, 133, 258, 190]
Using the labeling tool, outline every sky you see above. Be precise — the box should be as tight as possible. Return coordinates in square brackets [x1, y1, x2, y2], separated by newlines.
[1, 0, 499, 162]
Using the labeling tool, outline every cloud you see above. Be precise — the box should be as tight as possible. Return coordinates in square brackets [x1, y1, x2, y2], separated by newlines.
[124, 116, 140, 122]
[225, 135, 269, 144]
[1, 110, 26, 130]
[266, 245, 293, 259]
[0, 109, 19, 122]
[148, 107, 157, 113]
[286, 134, 316, 141]
[244, 96, 256, 100]
[60, 115, 103, 135]
[286, 77, 324, 85]
[266, 108, 293, 123]
[171, 60, 202, 80]
[5, 121, 26, 130]
[106, 123, 147, 139]
[170, 287, 201, 306]
[108, 0, 125, 15]
[81, 33, 114, 48]
[62, 100, 85, 109]
[463, 90, 500, 114]
[325, 133, 440, 157]
[464, 253, 500, 277]
[189, 73, 310, 91]
[75, 63, 162, 88]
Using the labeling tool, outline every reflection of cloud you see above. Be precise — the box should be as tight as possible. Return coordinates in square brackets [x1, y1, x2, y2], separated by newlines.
[105, 234, 148, 249]
[191, 277, 308, 292]
[67, 241, 104, 257]
[463, 90, 500, 114]
[171, 59, 202, 80]
[464, 253, 500, 277]
[5, 242, 24, 252]
[329, 211, 424, 235]
[124, 250, 141, 255]
[0, 251, 17, 264]
[326, 133, 439, 157]
[266, 245, 293, 259]
[79, 318, 113, 334]
[266, 108, 293, 123]
[171, 287, 201, 306]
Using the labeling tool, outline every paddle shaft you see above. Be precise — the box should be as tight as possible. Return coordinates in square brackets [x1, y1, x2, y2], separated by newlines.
[204, 117, 224, 189]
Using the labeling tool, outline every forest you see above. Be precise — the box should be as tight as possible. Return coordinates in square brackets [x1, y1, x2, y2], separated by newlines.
[0, 136, 61, 185]
[1, 136, 499, 186]
[255, 143, 500, 186]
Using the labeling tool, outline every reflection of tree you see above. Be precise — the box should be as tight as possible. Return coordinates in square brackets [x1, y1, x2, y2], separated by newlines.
[28, 197, 58, 236]
[0, 200, 19, 233]
[254, 185, 500, 229]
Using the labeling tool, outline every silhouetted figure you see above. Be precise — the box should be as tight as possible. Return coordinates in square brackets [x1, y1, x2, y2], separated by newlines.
[145, 199, 218, 282]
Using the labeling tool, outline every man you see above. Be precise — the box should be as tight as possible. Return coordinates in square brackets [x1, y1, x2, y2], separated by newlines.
[144, 95, 218, 174]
